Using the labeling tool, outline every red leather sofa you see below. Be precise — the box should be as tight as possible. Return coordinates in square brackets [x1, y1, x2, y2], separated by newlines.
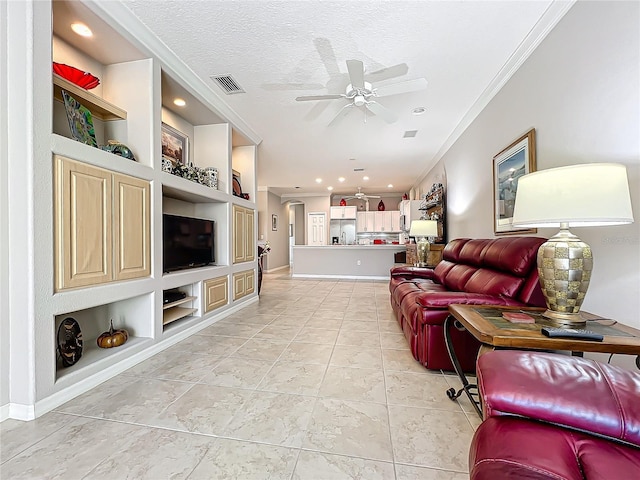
[389, 237, 546, 371]
[470, 350, 640, 479]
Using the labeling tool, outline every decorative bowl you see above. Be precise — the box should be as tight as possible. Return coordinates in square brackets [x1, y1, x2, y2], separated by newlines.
[53, 62, 100, 90]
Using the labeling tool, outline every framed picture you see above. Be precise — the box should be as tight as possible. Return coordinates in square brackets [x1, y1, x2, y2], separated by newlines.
[161, 123, 188, 165]
[272, 214, 278, 231]
[493, 129, 537, 235]
[232, 169, 243, 197]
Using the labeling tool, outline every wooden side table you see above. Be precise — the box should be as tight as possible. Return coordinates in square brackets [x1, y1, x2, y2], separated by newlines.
[444, 304, 640, 417]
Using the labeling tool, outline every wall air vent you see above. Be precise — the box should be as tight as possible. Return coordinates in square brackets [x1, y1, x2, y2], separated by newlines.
[211, 74, 245, 94]
[353, 168, 364, 172]
[403, 130, 418, 138]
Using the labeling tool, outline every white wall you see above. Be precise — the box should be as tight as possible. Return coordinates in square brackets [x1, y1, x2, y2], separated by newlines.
[421, 1, 639, 332]
[265, 191, 290, 270]
[1, 0, 10, 415]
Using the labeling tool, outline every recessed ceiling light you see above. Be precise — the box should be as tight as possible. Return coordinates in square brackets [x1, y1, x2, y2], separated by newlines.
[338, 177, 345, 182]
[363, 176, 369, 181]
[71, 23, 93, 37]
[412, 107, 427, 115]
[315, 178, 322, 183]
[173, 98, 186, 107]
[327, 186, 333, 191]
[387, 184, 393, 188]
[403, 130, 418, 138]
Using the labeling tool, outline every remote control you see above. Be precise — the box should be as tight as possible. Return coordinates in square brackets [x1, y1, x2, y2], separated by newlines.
[541, 327, 603, 342]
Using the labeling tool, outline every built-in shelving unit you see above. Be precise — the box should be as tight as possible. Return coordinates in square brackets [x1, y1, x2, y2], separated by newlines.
[13, 0, 261, 415]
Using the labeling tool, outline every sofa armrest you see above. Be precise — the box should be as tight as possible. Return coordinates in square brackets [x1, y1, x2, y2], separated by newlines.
[477, 350, 640, 448]
[414, 292, 525, 309]
[390, 265, 436, 280]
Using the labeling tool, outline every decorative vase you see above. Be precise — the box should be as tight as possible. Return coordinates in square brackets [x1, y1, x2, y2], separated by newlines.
[162, 158, 173, 173]
[340, 198, 347, 206]
[378, 200, 385, 211]
[204, 167, 218, 188]
[402, 193, 408, 200]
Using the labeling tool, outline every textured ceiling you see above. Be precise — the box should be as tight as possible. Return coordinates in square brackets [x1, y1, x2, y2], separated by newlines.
[122, 0, 561, 197]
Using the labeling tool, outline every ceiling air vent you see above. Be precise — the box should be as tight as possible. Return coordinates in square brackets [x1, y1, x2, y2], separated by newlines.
[211, 74, 245, 94]
[353, 168, 364, 172]
[403, 130, 418, 138]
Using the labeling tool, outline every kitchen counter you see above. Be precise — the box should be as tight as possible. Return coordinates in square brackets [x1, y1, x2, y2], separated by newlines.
[292, 244, 406, 279]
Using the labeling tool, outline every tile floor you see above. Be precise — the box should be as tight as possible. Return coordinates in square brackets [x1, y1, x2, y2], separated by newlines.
[1, 272, 479, 479]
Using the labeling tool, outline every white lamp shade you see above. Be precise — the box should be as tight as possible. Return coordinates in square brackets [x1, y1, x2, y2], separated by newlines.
[409, 219, 438, 237]
[512, 163, 634, 227]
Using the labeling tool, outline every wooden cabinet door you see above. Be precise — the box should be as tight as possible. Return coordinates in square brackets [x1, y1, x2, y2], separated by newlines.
[204, 276, 228, 312]
[55, 156, 112, 290]
[245, 270, 255, 295]
[233, 205, 246, 264]
[232, 271, 246, 300]
[113, 173, 150, 280]
[245, 209, 255, 262]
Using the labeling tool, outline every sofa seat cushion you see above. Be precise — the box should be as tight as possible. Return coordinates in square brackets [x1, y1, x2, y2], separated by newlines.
[414, 291, 526, 310]
[478, 351, 640, 447]
[470, 416, 640, 480]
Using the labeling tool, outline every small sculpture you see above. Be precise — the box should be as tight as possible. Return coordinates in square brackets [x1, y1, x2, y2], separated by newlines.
[100, 140, 136, 161]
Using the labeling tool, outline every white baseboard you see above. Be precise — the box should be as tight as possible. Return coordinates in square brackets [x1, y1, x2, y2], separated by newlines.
[264, 265, 290, 273]
[292, 274, 389, 281]
[0, 402, 10, 422]
[7, 403, 35, 421]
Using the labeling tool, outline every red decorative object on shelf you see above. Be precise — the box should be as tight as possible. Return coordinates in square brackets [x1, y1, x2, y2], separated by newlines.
[53, 62, 100, 90]
[378, 200, 385, 211]
[339, 198, 347, 206]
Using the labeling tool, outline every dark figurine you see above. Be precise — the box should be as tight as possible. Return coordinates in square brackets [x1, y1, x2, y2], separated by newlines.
[100, 140, 136, 161]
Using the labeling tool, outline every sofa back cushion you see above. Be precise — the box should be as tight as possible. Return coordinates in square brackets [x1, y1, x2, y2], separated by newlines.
[482, 237, 546, 276]
[458, 239, 492, 267]
[465, 269, 524, 298]
[442, 238, 470, 263]
[442, 264, 477, 291]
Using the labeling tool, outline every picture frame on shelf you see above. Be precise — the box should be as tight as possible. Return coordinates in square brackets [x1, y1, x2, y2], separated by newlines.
[493, 129, 537, 235]
[161, 123, 188, 166]
[232, 169, 243, 197]
[62, 90, 98, 148]
[272, 214, 278, 231]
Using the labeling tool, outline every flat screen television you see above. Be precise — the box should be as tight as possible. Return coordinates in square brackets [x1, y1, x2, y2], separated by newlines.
[163, 213, 215, 272]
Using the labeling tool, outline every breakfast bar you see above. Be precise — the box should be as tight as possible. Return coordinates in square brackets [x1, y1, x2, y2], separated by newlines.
[292, 244, 406, 279]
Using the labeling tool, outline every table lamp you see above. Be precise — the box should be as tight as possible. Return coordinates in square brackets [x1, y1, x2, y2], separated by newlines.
[512, 163, 634, 325]
[409, 220, 439, 267]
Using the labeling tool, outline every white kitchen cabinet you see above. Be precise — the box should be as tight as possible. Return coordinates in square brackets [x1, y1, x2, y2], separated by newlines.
[330, 206, 357, 219]
[356, 211, 375, 232]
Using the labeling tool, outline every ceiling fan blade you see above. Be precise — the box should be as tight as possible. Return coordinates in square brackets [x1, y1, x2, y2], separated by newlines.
[314, 38, 341, 78]
[365, 195, 381, 199]
[365, 63, 409, 83]
[262, 82, 325, 91]
[365, 101, 398, 124]
[346, 59, 365, 89]
[295, 94, 344, 101]
[374, 78, 428, 98]
[328, 103, 354, 127]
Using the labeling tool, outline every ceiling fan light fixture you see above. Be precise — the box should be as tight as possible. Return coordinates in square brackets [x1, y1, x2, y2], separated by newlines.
[354, 95, 366, 107]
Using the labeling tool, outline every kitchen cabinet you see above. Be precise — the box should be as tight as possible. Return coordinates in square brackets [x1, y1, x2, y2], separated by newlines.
[356, 212, 375, 232]
[357, 210, 401, 233]
[330, 206, 357, 219]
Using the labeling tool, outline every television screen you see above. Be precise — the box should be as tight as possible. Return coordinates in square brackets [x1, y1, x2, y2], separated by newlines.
[163, 214, 215, 272]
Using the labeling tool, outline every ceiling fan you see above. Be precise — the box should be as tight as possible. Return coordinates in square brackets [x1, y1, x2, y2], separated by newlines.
[295, 59, 428, 126]
[343, 187, 380, 200]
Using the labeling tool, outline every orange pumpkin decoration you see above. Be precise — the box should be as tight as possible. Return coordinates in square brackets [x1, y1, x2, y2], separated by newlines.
[97, 320, 129, 348]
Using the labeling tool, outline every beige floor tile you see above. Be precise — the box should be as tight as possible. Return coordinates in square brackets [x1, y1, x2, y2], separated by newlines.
[379, 320, 403, 332]
[224, 391, 316, 447]
[148, 352, 224, 382]
[310, 309, 346, 320]
[198, 322, 265, 337]
[304, 316, 343, 329]
[278, 342, 335, 365]
[330, 345, 383, 369]
[179, 334, 248, 356]
[0, 412, 71, 463]
[340, 319, 380, 332]
[388, 405, 473, 471]
[293, 451, 395, 480]
[257, 361, 327, 395]
[200, 357, 274, 388]
[304, 398, 393, 461]
[54, 375, 140, 415]
[294, 326, 340, 344]
[151, 384, 253, 434]
[85, 426, 215, 479]
[320, 366, 387, 403]
[0, 416, 146, 479]
[382, 348, 430, 374]
[253, 324, 303, 341]
[395, 464, 470, 480]
[230, 338, 290, 361]
[385, 370, 464, 411]
[188, 438, 299, 480]
[336, 330, 381, 348]
[443, 374, 481, 415]
[380, 332, 408, 349]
